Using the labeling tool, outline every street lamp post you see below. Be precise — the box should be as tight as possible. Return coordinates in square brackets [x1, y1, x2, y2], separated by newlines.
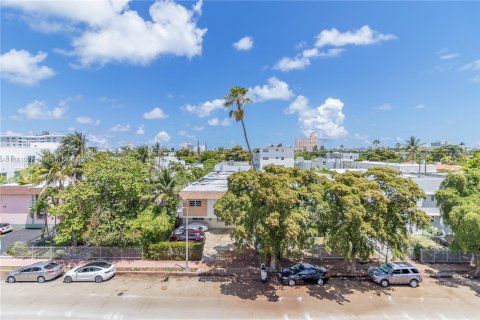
[184, 205, 189, 272]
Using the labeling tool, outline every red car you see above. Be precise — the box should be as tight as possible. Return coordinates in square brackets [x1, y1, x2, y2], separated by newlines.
[169, 230, 205, 242]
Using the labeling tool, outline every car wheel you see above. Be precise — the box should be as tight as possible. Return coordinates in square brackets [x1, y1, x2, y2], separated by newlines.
[37, 276, 46, 283]
[409, 279, 419, 288]
[7, 276, 15, 283]
[288, 279, 296, 286]
[380, 279, 389, 287]
[95, 276, 103, 283]
[64, 276, 73, 283]
[317, 278, 324, 285]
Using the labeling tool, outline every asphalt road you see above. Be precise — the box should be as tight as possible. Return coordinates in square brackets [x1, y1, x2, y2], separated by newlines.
[1, 273, 479, 319]
[0, 229, 41, 254]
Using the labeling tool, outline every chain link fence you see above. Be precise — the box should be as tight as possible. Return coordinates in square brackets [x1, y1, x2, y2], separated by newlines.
[8, 246, 144, 260]
[420, 249, 474, 264]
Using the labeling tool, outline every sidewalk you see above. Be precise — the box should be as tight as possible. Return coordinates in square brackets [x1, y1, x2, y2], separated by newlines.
[0, 258, 201, 270]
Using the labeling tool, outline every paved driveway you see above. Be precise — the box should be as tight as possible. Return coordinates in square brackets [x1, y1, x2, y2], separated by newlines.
[0, 228, 41, 254]
[202, 229, 235, 263]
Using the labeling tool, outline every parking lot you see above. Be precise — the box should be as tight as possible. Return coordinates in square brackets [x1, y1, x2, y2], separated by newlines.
[0, 228, 41, 254]
[1, 272, 479, 320]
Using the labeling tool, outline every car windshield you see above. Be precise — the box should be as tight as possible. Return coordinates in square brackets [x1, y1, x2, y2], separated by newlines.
[379, 263, 394, 273]
[290, 264, 303, 272]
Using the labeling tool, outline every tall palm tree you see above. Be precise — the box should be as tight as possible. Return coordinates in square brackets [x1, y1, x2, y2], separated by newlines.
[405, 136, 423, 163]
[224, 86, 255, 170]
[30, 187, 56, 241]
[57, 132, 89, 184]
[372, 139, 381, 149]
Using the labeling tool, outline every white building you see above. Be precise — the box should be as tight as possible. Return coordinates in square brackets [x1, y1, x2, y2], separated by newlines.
[178, 161, 250, 228]
[341, 160, 437, 174]
[0, 132, 65, 179]
[430, 140, 449, 147]
[181, 143, 206, 154]
[252, 145, 294, 171]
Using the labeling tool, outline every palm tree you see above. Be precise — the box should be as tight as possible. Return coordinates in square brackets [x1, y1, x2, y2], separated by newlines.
[395, 143, 402, 151]
[372, 139, 381, 149]
[405, 136, 423, 163]
[224, 86, 255, 170]
[142, 168, 178, 207]
[30, 187, 56, 241]
[57, 132, 90, 184]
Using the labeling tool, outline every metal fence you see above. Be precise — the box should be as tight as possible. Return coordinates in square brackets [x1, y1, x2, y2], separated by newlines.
[420, 249, 474, 264]
[305, 244, 343, 260]
[9, 246, 144, 260]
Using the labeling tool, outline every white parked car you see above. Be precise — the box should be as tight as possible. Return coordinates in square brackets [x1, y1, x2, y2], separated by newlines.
[184, 222, 209, 232]
[63, 261, 116, 283]
[0, 223, 13, 234]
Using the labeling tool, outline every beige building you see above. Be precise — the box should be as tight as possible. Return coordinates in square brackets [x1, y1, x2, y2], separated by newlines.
[177, 161, 250, 229]
[295, 133, 318, 152]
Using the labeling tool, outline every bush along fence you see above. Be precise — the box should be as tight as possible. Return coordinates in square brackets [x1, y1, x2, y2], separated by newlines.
[146, 242, 204, 261]
[419, 248, 474, 264]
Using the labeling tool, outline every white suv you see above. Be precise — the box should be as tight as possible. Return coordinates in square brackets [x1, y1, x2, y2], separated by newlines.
[0, 223, 13, 234]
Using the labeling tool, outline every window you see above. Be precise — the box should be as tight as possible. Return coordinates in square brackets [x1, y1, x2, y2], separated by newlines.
[189, 200, 202, 207]
[401, 269, 410, 274]
[392, 270, 401, 275]
[431, 195, 435, 201]
[28, 156, 35, 164]
[31, 267, 41, 272]
[262, 157, 268, 160]
[281, 157, 284, 160]
[192, 218, 204, 221]
[411, 269, 419, 274]
[21, 268, 32, 273]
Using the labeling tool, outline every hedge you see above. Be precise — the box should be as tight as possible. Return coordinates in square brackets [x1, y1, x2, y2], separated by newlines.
[146, 242, 204, 261]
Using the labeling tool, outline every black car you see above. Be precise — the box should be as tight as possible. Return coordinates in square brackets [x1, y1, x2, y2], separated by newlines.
[278, 263, 330, 286]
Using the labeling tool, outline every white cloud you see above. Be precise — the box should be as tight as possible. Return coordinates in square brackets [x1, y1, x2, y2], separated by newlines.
[286, 95, 347, 139]
[192, 126, 204, 131]
[184, 98, 224, 117]
[87, 134, 109, 148]
[208, 118, 231, 126]
[151, 130, 171, 143]
[439, 53, 459, 60]
[375, 103, 393, 111]
[110, 124, 132, 132]
[248, 77, 293, 102]
[135, 125, 145, 135]
[233, 36, 253, 51]
[354, 133, 371, 144]
[3, 0, 207, 67]
[416, 104, 427, 109]
[460, 59, 480, 71]
[178, 130, 196, 140]
[0, 49, 55, 85]
[68, 126, 76, 132]
[76, 116, 100, 125]
[470, 75, 480, 83]
[274, 48, 343, 72]
[143, 107, 168, 120]
[315, 25, 396, 48]
[16, 100, 66, 120]
[274, 56, 311, 72]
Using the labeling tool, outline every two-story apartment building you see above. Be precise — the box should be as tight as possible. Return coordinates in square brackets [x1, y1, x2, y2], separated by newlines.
[177, 161, 250, 228]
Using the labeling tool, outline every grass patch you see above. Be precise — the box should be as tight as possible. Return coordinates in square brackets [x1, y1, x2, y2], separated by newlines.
[409, 234, 444, 249]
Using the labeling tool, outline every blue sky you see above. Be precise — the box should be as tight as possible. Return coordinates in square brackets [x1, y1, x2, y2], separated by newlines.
[1, 1, 479, 149]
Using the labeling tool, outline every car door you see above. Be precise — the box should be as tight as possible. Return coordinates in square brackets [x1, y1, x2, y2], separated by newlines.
[296, 270, 310, 284]
[17, 267, 32, 281]
[90, 267, 103, 280]
[391, 269, 402, 284]
[76, 267, 91, 281]
[30, 267, 42, 281]
[400, 269, 411, 284]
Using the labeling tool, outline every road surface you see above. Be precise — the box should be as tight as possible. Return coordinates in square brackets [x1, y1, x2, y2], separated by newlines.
[1, 273, 478, 319]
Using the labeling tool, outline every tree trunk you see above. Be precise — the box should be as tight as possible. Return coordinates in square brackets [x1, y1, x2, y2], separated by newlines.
[474, 254, 480, 277]
[270, 253, 277, 271]
[351, 255, 357, 273]
[240, 119, 255, 171]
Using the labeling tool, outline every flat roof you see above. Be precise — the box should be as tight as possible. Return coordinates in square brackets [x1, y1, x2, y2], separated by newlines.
[181, 171, 234, 193]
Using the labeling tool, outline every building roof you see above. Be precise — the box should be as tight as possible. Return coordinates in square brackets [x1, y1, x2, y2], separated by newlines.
[181, 171, 233, 193]
[404, 174, 445, 194]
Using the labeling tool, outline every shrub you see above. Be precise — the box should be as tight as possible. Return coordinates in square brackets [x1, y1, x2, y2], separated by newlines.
[412, 241, 424, 261]
[4, 242, 28, 257]
[146, 242, 204, 261]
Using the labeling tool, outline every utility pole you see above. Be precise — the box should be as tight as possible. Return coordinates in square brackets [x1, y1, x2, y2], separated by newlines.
[184, 206, 189, 272]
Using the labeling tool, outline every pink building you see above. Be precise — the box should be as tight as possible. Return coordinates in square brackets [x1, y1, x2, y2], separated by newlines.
[0, 184, 55, 228]
[295, 133, 318, 152]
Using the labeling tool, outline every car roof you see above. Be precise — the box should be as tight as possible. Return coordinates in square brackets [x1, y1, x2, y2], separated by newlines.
[83, 261, 112, 267]
[389, 262, 415, 268]
[0, 223, 11, 226]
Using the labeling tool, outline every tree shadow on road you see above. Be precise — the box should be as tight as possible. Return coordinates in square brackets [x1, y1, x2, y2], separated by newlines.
[305, 279, 392, 305]
[433, 277, 480, 297]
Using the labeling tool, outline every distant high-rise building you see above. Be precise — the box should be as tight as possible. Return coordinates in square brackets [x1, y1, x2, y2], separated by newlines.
[430, 140, 449, 147]
[295, 133, 318, 152]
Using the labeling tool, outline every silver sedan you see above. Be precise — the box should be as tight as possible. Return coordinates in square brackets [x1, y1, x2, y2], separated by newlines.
[63, 261, 116, 283]
[7, 261, 64, 283]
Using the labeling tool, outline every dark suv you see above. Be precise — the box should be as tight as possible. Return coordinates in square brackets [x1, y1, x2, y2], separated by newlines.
[278, 263, 330, 286]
